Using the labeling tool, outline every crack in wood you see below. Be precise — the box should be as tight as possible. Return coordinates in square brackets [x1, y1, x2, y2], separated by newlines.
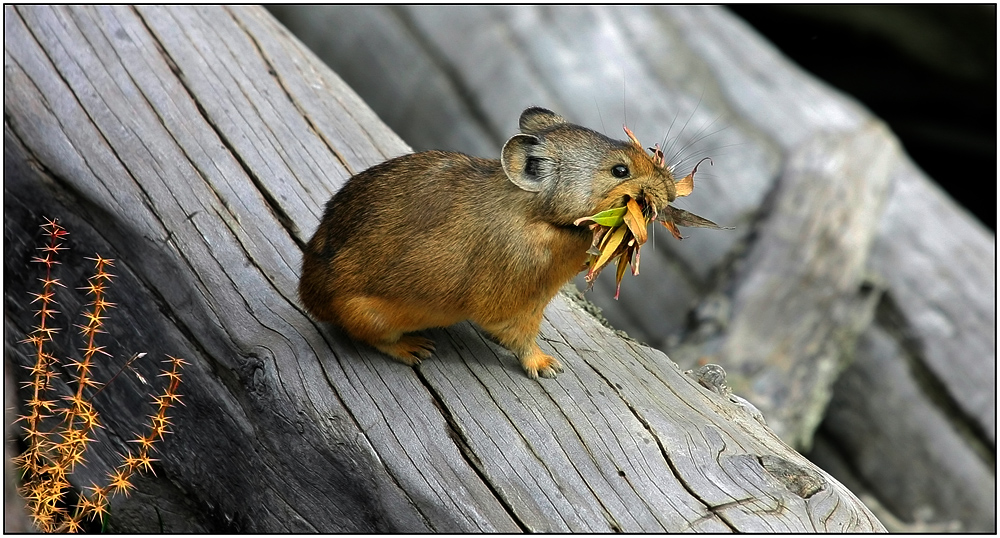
[132, 6, 303, 251]
[534, 369, 626, 532]
[873, 293, 996, 469]
[412, 367, 530, 532]
[307, 331, 436, 532]
[388, 6, 506, 150]
[462, 355, 582, 530]
[224, 7, 357, 180]
[208, 204, 300, 312]
[579, 358, 737, 532]
[10, 7, 154, 223]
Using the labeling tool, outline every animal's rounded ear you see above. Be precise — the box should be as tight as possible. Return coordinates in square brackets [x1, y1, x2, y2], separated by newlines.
[501, 134, 556, 192]
[519, 107, 566, 135]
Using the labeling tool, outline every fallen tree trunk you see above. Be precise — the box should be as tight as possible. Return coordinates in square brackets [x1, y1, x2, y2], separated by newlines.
[4, 5, 883, 532]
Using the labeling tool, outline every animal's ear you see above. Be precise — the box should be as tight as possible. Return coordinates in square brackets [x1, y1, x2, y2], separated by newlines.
[519, 107, 566, 135]
[501, 134, 557, 192]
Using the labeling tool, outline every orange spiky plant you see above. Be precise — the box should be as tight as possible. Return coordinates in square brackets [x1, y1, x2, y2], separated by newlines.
[12, 218, 187, 532]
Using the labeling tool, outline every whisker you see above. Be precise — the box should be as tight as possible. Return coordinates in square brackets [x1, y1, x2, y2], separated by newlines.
[594, 96, 607, 137]
[670, 141, 745, 173]
[667, 115, 723, 159]
[622, 76, 629, 131]
[661, 91, 705, 163]
[659, 112, 680, 156]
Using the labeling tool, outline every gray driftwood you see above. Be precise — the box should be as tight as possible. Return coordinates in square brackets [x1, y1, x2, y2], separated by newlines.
[3, 5, 885, 532]
[268, 6, 996, 532]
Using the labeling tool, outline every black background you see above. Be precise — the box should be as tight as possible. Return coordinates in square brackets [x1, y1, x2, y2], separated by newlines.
[729, 5, 996, 231]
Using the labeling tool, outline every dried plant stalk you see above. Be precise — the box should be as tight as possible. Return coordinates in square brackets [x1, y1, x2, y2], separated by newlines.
[13, 218, 186, 532]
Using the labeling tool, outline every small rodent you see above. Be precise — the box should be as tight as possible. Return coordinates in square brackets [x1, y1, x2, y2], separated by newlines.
[300, 107, 681, 379]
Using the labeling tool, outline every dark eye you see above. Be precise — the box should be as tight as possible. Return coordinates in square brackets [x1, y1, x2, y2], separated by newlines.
[611, 164, 629, 178]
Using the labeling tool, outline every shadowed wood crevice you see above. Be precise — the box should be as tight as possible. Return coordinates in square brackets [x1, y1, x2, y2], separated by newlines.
[386, 6, 507, 151]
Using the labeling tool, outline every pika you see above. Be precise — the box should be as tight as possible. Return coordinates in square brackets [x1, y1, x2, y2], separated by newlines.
[300, 107, 681, 379]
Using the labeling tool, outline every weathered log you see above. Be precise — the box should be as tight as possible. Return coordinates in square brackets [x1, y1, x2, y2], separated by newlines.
[5, 5, 885, 532]
[268, 5, 995, 532]
[4, 7, 881, 531]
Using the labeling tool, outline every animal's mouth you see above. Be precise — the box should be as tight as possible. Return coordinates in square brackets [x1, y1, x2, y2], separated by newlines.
[573, 195, 652, 299]
[633, 191, 663, 222]
[572, 128, 728, 299]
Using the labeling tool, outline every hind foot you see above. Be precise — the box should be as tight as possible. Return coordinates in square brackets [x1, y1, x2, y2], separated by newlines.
[375, 335, 435, 366]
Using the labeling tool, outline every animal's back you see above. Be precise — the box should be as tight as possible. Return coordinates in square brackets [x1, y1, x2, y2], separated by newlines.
[299, 151, 584, 329]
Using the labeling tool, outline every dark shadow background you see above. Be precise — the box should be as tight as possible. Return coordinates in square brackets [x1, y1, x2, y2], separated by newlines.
[729, 5, 996, 231]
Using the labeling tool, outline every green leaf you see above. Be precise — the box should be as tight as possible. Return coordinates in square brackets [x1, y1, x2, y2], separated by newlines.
[574, 206, 627, 227]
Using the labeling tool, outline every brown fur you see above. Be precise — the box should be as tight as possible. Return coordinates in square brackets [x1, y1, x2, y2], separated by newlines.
[299, 108, 678, 378]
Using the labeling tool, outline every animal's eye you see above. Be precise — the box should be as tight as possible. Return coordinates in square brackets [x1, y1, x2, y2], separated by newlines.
[611, 164, 629, 178]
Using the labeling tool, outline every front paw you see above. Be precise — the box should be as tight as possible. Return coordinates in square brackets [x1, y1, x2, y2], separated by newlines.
[522, 352, 564, 379]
